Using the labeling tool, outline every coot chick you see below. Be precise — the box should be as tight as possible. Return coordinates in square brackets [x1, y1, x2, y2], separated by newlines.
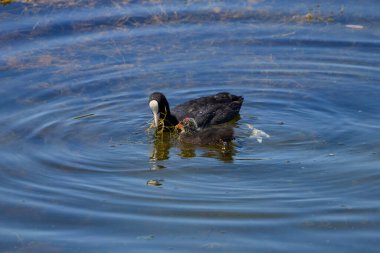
[149, 92, 243, 130]
[176, 118, 234, 146]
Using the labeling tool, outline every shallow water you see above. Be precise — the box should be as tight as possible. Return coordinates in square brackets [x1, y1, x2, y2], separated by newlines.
[1, 1, 380, 252]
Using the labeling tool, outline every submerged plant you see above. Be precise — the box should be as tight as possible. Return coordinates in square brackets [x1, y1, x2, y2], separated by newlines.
[0, 0, 13, 5]
[147, 107, 180, 138]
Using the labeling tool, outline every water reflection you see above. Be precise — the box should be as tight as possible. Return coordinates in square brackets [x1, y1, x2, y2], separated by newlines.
[150, 129, 237, 162]
[150, 132, 174, 161]
[179, 143, 236, 162]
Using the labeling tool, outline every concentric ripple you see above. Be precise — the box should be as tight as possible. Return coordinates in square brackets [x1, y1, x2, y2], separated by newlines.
[1, 1, 380, 253]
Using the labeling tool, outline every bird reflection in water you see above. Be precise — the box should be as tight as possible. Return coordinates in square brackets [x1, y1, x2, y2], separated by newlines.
[178, 142, 236, 162]
[150, 131, 173, 161]
[150, 131, 236, 163]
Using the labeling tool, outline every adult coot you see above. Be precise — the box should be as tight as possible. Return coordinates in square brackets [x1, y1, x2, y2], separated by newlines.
[175, 118, 234, 145]
[149, 92, 243, 130]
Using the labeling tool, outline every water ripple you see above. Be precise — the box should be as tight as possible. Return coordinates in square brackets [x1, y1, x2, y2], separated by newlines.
[1, 1, 380, 252]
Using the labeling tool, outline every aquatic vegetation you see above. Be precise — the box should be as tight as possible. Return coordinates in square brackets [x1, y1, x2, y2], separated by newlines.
[148, 109, 180, 139]
[291, 4, 344, 23]
[0, 0, 13, 5]
[146, 179, 162, 186]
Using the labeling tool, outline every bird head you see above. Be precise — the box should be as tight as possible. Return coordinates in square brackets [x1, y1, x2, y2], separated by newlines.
[175, 117, 198, 133]
[149, 92, 171, 128]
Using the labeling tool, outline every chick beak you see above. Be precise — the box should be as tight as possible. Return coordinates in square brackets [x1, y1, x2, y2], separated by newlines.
[175, 122, 184, 131]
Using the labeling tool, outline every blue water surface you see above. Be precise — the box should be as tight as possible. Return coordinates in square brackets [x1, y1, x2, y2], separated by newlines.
[1, 1, 380, 252]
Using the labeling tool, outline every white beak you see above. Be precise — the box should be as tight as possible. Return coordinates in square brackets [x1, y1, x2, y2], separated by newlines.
[149, 100, 159, 127]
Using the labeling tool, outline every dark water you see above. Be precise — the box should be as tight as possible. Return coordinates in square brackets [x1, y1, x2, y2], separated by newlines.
[1, 0, 380, 252]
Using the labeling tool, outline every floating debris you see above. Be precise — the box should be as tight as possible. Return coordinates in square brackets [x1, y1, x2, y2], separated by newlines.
[146, 179, 162, 186]
[292, 12, 334, 23]
[246, 124, 270, 143]
[345, 24, 365, 30]
[72, 113, 96, 120]
[303, 13, 314, 22]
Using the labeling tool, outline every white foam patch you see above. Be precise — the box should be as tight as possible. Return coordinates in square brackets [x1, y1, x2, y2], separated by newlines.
[247, 124, 270, 143]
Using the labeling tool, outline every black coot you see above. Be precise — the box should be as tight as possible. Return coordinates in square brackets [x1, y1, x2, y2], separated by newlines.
[176, 118, 234, 145]
[149, 92, 243, 130]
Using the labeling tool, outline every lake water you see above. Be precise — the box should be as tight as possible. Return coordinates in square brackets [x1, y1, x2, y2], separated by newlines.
[1, 1, 380, 252]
